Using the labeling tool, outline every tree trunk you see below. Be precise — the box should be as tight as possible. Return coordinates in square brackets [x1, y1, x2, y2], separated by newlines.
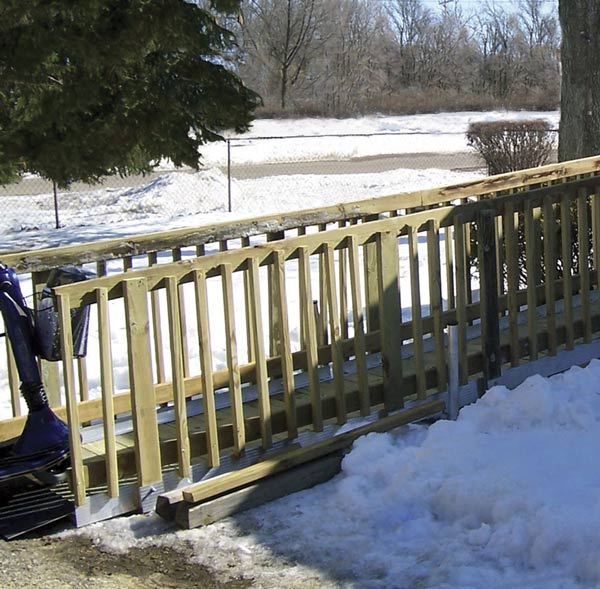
[558, 1, 600, 161]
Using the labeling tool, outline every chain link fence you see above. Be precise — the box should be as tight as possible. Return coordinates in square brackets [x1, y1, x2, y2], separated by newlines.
[0, 130, 556, 242]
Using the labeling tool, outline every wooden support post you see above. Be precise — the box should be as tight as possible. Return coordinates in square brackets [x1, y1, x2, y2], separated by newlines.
[123, 278, 162, 493]
[524, 201, 539, 360]
[478, 210, 501, 381]
[377, 230, 404, 411]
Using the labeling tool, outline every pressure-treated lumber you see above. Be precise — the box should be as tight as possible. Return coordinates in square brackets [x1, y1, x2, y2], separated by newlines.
[179, 400, 444, 505]
[175, 453, 344, 529]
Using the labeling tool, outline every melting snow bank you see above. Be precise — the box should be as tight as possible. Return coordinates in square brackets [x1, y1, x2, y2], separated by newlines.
[70, 360, 600, 589]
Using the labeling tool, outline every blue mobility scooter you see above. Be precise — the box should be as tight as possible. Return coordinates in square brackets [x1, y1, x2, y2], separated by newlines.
[0, 262, 92, 485]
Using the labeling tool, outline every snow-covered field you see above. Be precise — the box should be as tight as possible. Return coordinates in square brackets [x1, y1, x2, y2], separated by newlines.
[8, 110, 597, 588]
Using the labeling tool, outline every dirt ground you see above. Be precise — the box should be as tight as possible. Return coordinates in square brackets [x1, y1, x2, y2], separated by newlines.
[0, 524, 252, 589]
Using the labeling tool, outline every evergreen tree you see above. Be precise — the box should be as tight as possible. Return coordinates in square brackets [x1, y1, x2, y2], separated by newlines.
[0, 0, 260, 187]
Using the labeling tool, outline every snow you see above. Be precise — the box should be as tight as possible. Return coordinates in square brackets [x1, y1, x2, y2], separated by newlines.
[5, 109, 595, 588]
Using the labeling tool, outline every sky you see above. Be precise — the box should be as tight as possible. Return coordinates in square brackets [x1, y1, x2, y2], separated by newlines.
[4, 108, 594, 588]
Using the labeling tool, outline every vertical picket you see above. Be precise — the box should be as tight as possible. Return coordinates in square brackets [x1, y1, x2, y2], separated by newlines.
[324, 243, 346, 424]
[347, 236, 369, 416]
[561, 193, 575, 349]
[165, 276, 191, 479]
[408, 225, 426, 399]
[194, 270, 220, 466]
[148, 252, 166, 383]
[298, 246, 323, 431]
[524, 200, 539, 360]
[543, 198, 557, 356]
[453, 215, 469, 384]
[577, 188, 592, 342]
[221, 263, 246, 455]
[427, 220, 446, 392]
[246, 258, 273, 449]
[55, 292, 87, 506]
[96, 287, 119, 498]
[272, 251, 298, 438]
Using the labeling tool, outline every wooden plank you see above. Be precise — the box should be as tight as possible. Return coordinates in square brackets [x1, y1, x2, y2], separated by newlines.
[165, 276, 191, 479]
[267, 231, 285, 357]
[453, 215, 469, 384]
[377, 230, 404, 410]
[176, 453, 344, 529]
[54, 292, 86, 506]
[123, 277, 162, 489]
[478, 210, 501, 380]
[347, 235, 370, 416]
[363, 216, 380, 333]
[180, 400, 445, 505]
[221, 263, 246, 454]
[560, 192, 575, 349]
[543, 198, 557, 356]
[593, 186, 600, 321]
[272, 251, 297, 439]
[193, 270, 220, 467]
[96, 287, 119, 498]
[148, 252, 166, 383]
[444, 225, 455, 310]
[408, 225, 426, 399]
[324, 243, 346, 424]
[577, 188, 592, 342]
[524, 200, 539, 360]
[338, 222, 349, 341]
[427, 220, 446, 391]
[298, 246, 323, 431]
[171, 248, 190, 378]
[246, 258, 272, 449]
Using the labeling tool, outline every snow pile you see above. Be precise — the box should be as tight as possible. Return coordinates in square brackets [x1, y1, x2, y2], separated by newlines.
[74, 360, 600, 589]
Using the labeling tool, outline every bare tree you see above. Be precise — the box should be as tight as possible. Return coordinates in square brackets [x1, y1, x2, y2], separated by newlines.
[241, 0, 326, 110]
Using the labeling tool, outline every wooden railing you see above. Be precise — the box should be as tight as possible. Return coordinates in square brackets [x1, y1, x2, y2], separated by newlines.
[1, 155, 600, 512]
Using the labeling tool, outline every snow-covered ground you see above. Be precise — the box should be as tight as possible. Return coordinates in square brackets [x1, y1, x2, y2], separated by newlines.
[7, 110, 595, 588]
